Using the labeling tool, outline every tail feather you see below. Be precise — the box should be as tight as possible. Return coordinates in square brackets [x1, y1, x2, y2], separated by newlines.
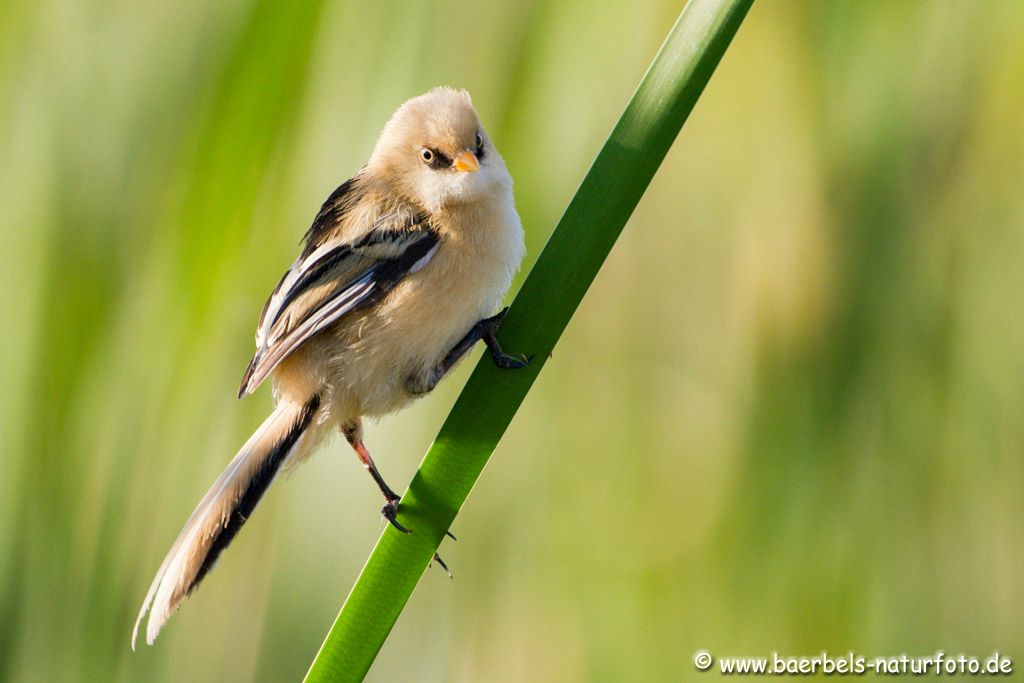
[132, 395, 320, 648]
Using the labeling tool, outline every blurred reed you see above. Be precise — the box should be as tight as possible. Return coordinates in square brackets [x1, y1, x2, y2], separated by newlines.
[0, 0, 1022, 681]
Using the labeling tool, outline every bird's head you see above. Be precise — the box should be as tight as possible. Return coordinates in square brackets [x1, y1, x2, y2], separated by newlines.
[368, 87, 510, 212]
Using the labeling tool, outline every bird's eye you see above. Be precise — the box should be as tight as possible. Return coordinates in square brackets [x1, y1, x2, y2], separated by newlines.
[420, 148, 434, 163]
[475, 134, 483, 150]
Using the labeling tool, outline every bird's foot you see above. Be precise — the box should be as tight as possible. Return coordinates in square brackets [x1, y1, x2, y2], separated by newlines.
[480, 308, 533, 370]
[492, 352, 532, 369]
[381, 497, 411, 534]
[430, 528, 457, 577]
[431, 553, 453, 578]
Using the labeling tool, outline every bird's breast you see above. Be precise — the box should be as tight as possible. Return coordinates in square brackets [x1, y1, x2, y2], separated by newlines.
[325, 195, 524, 417]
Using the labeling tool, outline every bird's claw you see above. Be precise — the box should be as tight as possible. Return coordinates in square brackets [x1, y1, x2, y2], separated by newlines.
[380, 498, 455, 574]
[382, 498, 411, 534]
[479, 308, 532, 370]
[430, 553, 453, 578]
[493, 352, 532, 370]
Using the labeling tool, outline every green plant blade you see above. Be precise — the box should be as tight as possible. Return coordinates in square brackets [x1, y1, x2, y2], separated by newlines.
[304, 0, 753, 679]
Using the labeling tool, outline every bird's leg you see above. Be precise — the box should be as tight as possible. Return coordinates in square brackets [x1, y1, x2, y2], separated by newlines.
[343, 422, 457, 573]
[405, 323, 484, 395]
[343, 423, 410, 534]
[405, 308, 531, 395]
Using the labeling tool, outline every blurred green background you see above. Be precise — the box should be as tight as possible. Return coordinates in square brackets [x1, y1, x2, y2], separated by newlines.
[2, 0, 1023, 680]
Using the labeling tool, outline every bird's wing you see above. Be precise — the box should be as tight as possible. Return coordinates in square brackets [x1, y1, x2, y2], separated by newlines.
[238, 197, 439, 397]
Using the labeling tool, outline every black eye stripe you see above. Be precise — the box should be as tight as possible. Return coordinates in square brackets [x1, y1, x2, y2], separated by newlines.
[430, 149, 452, 169]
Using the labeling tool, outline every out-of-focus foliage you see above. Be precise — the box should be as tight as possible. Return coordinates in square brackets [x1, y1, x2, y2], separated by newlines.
[1, 1, 1022, 681]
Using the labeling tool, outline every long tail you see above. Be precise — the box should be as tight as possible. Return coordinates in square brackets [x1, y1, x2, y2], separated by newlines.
[132, 395, 321, 648]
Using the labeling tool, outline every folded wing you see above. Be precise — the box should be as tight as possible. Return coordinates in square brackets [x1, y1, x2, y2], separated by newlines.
[239, 210, 439, 397]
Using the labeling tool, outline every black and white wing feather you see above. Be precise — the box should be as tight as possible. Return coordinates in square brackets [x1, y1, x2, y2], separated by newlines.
[238, 202, 439, 397]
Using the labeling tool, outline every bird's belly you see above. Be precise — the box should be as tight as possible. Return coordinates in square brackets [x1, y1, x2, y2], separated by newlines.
[325, 242, 511, 418]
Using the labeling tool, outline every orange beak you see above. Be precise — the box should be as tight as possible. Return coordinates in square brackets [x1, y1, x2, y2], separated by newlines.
[452, 150, 480, 173]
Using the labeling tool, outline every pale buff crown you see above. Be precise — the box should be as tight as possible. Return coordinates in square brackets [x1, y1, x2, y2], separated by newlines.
[367, 87, 508, 212]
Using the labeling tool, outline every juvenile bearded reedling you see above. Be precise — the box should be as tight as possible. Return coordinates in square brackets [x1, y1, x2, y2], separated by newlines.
[133, 87, 529, 648]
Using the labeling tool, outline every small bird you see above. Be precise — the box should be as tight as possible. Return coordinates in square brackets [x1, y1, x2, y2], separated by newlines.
[133, 87, 528, 648]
